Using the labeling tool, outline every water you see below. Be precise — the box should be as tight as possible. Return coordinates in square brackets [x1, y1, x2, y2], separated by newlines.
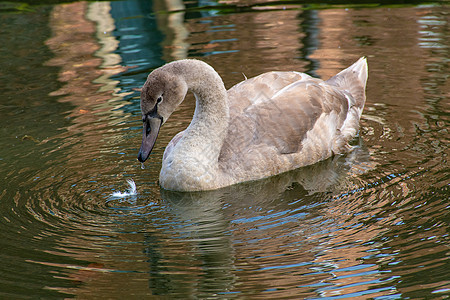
[0, 0, 448, 298]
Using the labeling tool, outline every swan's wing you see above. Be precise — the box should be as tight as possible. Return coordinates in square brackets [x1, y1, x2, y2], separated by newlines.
[220, 80, 353, 165]
[226, 71, 317, 111]
[221, 57, 368, 168]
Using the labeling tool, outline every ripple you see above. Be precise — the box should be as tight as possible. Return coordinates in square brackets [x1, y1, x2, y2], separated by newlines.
[1, 1, 449, 298]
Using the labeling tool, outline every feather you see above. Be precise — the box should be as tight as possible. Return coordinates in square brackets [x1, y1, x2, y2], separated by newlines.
[111, 178, 137, 197]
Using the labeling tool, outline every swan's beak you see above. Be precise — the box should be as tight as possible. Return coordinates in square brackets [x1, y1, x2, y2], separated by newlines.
[137, 117, 162, 163]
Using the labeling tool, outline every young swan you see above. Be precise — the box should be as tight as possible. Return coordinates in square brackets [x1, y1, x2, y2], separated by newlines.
[138, 58, 368, 191]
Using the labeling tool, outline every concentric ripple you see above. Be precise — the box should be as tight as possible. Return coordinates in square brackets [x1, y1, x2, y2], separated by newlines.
[0, 1, 448, 298]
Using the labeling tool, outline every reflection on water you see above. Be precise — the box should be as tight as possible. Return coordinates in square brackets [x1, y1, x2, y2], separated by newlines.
[0, 0, 448, 298]
[126, 145, 372, 298]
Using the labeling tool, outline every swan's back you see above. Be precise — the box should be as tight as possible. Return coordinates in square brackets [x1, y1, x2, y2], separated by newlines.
[219, 57, 368, 180]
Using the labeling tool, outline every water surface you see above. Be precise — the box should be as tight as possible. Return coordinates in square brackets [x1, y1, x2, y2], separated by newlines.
[0, 0, 449, 298]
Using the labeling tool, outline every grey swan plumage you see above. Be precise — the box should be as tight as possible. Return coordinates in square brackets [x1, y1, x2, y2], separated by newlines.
[137, 57, 368, 191]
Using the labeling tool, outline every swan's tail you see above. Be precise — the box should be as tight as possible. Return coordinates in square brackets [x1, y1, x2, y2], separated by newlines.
[326, 57, 368, 112]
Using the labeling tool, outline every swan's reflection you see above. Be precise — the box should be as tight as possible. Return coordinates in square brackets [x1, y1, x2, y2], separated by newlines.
[143, 139, 372, 297]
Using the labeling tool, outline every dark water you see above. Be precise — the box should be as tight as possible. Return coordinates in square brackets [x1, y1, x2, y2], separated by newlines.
[0, 0, 449, 298]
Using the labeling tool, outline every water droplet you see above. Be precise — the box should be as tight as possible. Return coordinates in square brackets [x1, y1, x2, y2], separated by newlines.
[141, 162, 145, 170]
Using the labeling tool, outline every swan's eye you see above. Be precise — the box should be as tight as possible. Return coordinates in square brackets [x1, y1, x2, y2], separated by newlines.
[156, 95, 163, 104]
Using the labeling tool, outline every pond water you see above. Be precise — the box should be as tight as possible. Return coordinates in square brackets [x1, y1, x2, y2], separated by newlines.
[0, 0, 449, 298]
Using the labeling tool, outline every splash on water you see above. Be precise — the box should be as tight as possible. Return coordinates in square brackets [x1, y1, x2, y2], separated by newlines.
[140, 162, 145, 170]
[111, 178, 137, 198]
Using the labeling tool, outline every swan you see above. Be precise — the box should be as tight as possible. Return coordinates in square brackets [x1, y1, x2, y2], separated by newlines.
[137, 57, 368, 191]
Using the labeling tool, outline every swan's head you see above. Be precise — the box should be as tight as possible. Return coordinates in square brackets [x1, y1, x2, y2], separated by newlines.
[137, 69, 188, 163]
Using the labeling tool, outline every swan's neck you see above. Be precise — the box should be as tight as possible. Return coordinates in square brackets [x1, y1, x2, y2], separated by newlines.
[161, 60, 230, 190]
